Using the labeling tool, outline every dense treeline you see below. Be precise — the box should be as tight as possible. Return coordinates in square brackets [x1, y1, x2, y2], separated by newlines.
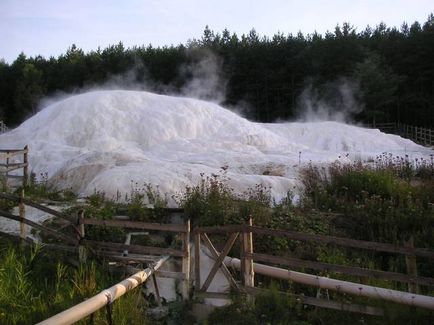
[0, 14, 433, 127]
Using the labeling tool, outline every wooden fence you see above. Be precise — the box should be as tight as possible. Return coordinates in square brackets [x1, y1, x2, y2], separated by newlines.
[0, 189, 194, 323]
[0, 146, 28, 189]
[369, 122, 434, 146]
[2, 190, 434, 317]
[0, 191, 191, 309]
[193, 218, 434, 315]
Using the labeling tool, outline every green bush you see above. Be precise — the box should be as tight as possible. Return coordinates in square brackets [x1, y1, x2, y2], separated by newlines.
[175, 172, 276, 227]
[174, 173, 239, 226]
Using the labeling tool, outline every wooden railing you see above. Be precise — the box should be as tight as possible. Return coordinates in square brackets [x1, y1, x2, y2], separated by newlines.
[2, 190, 434, 317]
[368, 122, 434, 146]
[0, 190, 192, 323]
[193, 219, 434, 315]
[0, 146, 29, 189]
[0, 191, 191, 299]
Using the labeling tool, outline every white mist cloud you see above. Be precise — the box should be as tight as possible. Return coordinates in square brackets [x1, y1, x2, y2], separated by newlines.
[296, 78, 363, 123]
[179, 50, 227, 103]
[35, 50, 229, 115]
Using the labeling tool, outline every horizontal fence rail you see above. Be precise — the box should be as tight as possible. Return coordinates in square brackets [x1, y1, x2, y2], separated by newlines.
[368, 122, 434, 146]
[0, 208, 78, 245]
[194, 224, 434, 259]
[81, 218, 188, 232]
[85, 239, 186, 257]
[194, 218, 434, 313]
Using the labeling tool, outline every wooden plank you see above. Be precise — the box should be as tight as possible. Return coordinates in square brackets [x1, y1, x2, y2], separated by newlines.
[43, 243, 79, 253]
[97, 252, 159, 264]
[0, 193, 77, 224]
[246, 226, 434, 259]
[242, 286, 384, 317]
[23, 199, 77, 224]
[200, 232, 239, 292]
[0, 209, 78, 245]
[0, 150, 28, 159]
[81, 218, 188, 232]
[77, 210, 86, 263]
[19, 189, 25, 240]
[84, 239, 185, 257]
[155, 270, 187, 280]
[2, 165, 27, 173]
[3, 174, 24, 179]
[23, 145, 28, 187]
[152, 273, 162, 307]
[182, 219, 191, 300]
[201, 233, 240, 291]
[0, 149, 28, 153]
[250, 253, 434, 287]
[195, 291, 230, 299]
[0, 162, 27, 168]
[405, 237, 419, 293]
[242, 217, 254, 288]
[194, 225, 243, 235]
[194, 233, 201, 291]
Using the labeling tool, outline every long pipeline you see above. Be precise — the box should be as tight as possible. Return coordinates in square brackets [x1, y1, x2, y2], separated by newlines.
[37, 256, 169, 325]
[224, 256, 434, 310]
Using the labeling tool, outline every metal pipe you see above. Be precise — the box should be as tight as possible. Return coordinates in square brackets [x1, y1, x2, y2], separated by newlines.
[224, 256, 434, 310]
[37, 256, 169, 325]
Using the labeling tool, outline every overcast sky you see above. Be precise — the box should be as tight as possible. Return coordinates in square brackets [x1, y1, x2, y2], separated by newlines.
[1, 0, 432, 63]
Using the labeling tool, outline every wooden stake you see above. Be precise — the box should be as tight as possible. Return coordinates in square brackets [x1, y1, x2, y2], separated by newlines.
[194, 232, 201, 292]
[152, 273, 162, 307]
[77, 209, 87, 263]
[19, 188, 25, 241]
[404, 236, 419, 294]
[181, 219, 191, 300]
[242, 217, 254, 288]
[23, 145, 28, 188]
[4, 152, 9, 190]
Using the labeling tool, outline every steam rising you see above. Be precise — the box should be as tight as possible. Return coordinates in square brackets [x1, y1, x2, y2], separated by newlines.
[296, 78, 363, 123]
[180, 51, 227, 103]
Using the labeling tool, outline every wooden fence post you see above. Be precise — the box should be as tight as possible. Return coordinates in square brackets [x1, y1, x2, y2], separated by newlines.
[242, 216, 254, 288]
[182, 219, 191, 300]
[194, 231, 201, 293]
[5, 151, 9, 190]
[19, 188, 25, 242]
[23, 145, 28, 188]
[404, 236, 419, 294]
[77, 209, 87, 263]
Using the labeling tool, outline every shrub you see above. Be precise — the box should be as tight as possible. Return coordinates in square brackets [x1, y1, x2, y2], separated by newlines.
[174, 172, 239, 226]
[299, 161, 434, 247]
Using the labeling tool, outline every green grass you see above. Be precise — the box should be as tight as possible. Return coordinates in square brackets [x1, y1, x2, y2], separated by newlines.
[0, 241, 152, 324]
